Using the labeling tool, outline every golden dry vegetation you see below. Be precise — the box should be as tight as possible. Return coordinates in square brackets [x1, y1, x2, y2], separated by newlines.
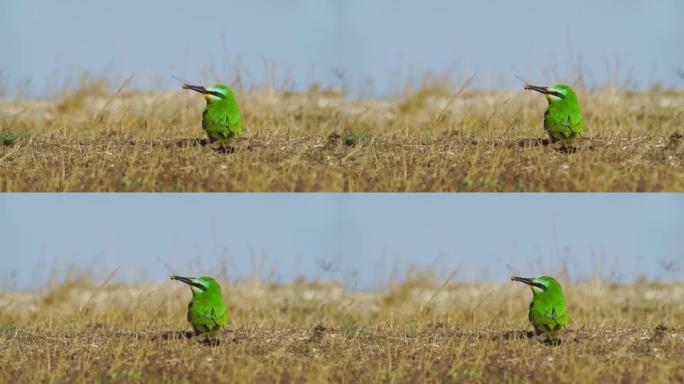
[1, 81, 683, 191]
[1, 274, 683, 383]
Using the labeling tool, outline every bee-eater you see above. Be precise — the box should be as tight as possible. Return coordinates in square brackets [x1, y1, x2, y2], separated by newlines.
[171, 275, 228, 337]
[525, 84, 585, 145]
[511, 275, 569, 336]
[182, 83, 243, 145]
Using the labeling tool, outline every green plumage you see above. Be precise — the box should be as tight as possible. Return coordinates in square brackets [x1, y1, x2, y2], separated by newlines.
[182, 83, 243, 145]
[512, 275, 569, 335]
[526, 84, 585, 144]
[171, 275, 228, 337]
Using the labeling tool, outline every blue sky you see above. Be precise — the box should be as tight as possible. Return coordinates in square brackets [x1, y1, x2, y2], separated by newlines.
[1, 194, 682, 290]
[1, 0, 683, 96]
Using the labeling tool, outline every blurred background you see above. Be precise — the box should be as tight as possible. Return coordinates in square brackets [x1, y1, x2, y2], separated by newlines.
[1, 0, 683, 97]
[1, 194, 682, 290]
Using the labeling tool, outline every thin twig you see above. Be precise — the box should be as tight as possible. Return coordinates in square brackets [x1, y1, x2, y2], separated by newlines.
[79, 266, 120, 314]
[434, 73, 477, 122]
[421, 266, 462, 313]
[94, 75, 134, 122]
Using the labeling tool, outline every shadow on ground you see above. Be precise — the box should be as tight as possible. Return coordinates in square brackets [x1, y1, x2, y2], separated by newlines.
[131, 329, 238, 346]
[492, 329, 582, 345]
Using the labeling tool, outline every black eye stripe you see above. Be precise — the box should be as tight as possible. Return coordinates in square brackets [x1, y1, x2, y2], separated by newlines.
[190, 282, 207, 290]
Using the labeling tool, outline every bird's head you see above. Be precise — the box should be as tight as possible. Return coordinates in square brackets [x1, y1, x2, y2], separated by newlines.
[511, 275, 562, 296]
[524, 83, 577, 105]
[171, 275, 222, 296]
[182, 83, 234, 104]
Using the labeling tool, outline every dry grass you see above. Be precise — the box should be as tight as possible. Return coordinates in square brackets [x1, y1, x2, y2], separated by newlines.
[0, 82, 683, 191]
[1, 275, 683, 383]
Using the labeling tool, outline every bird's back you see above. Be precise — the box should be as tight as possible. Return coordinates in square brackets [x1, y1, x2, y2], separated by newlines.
[529, 296, 568, 334]
[544, 102, 584, 142]
[202, 99, 242, 142]
[187, 294, 228, 335]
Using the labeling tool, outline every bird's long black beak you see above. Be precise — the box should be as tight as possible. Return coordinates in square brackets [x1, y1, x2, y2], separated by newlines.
[524, 84, 549, 94]
[181, 84, 224, 99]
[511, 276, 546, 290]
[524, 84, 564, 98]
[171, 275, 205, 290]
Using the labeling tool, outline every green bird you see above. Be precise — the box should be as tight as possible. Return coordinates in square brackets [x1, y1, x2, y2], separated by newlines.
[182, 83, 243, 145]
[525, 83, 585, 145]
[171, 275, 228, 337]
[511, 275, 569, 336]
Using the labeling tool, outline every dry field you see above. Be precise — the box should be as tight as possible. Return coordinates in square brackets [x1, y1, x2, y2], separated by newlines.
[1, 276, 683, 383]
[1, 82, 683, 191]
